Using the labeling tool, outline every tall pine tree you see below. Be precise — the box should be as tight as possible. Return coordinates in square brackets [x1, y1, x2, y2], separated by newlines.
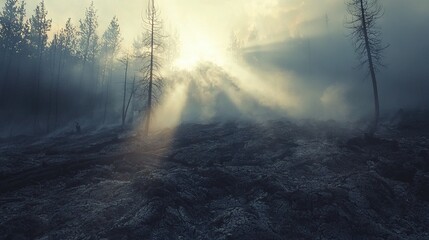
[78, 1, 98, 83]
[29, 0, 51, 133]
[101, 16, 121, 123]
[0, 0, 27, 95]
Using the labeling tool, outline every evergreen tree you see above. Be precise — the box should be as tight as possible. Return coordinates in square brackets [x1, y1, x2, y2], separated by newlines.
[101, 16, 121, 60]
[29, 0, 51, 59]
[59, 18, 78, 59]
[0, 0, 26, 56]
[28, 0, 51, 133]
[78, 1, 98, 74]
[0, 0, 27, 92]
[101, 16, 121, 123]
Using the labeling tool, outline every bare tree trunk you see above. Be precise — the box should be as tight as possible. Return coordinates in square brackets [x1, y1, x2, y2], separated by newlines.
[33, 49, 43, 135]
[144, 4, 155, 135]
[54, 48, 64, 129]
[121, 57, 129, 127]
[359, 0, 380, 134]
[80, 35, 91, 88]
[125, 75, 136, 125]
[103, 63, 113, 124]
[89, 51, 98, 120]
[47, 37, 58, 133]
[7, 55, 23, 137]
[1, 52, 13, 103]
[103, 79, 109, 124]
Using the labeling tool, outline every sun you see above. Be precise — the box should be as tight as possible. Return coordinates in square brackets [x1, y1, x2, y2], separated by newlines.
[174, 34, 227, 70]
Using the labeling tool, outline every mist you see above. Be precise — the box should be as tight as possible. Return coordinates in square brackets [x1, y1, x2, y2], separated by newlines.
[0, 0, 428, 136]
[2, 1, 429, 238]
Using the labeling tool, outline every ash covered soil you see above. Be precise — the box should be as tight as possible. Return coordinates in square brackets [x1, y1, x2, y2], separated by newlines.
[1, 113, 429, 239]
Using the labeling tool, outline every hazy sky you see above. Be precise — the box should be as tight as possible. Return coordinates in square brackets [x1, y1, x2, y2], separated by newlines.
[11, 0, 347, 52]
[14, 0, 427, 64]
[13, 0, 429, 62]
[2, 0, 429, 122]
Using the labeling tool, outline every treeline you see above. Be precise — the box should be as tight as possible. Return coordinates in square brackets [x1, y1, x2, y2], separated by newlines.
[0, 0, 389, 137]
[0, 0, 170, 136]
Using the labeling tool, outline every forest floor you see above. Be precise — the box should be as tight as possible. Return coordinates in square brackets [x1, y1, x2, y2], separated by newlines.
[0, 110, 429, 240]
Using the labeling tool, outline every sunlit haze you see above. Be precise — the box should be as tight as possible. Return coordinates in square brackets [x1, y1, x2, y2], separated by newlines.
[1, 0, 428, 132]
[2, 1, 429, 237]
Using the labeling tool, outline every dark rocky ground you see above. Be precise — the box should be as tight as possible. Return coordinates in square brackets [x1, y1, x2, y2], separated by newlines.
[0, 111, 429, 239]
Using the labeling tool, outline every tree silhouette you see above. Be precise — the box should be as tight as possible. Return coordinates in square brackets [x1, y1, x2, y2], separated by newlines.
[101, 16, 121, 123]
[29, 0, 51, 133]
[49, 18, 78, 127]
[347, 0, 388, 135]
[119, 53, 132, 127]
[78, 1, 98, 84]
[59, 18, 78, 58]
[0, 0, 27, 96]
[29, 0, 51, 59]
[141, 0, 165, 135]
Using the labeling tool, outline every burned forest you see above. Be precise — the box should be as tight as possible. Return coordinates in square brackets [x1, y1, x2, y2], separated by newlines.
[0, 0, 428, 239]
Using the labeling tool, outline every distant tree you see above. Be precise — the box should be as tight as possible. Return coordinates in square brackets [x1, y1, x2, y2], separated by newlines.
[132, 33, 146, 60]
[50, 18, 78, 127]
[59, 18, 78, 59]
[88, 33, 99, 81]
[119, 53, 131, 127]
[0, 0, 27, 92]
[46, 34, 59, 133]
[164, 28, 180, 69]
[29, 0, 51, 59]
[0, 0, 26, 55]
[53, 33, 63, 129]
[141, 0, 165, 135]
[101, 16, 121, 123]
[130, 32, 148, 113]
[229, 30, 243, 59]
[101, 16, 121, 62]
[78, 1, 98, 82]
[347, 0, 388, 135]
[28, 0, 51, 133]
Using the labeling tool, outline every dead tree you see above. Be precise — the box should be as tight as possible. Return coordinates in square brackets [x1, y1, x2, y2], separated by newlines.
[119, 54, 135, 127]
[347, 0, 388, 134]
[142, 0, 164, 135]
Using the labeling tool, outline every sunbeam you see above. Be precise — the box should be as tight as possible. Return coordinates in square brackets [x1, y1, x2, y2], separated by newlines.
[152, 80, 191, 130]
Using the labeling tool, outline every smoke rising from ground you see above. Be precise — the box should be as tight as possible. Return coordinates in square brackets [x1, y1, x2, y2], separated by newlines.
[0, 0, 428, 137]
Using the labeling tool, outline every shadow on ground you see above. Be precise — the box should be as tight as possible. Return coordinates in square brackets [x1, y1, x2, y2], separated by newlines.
[0, 111, 429, 239]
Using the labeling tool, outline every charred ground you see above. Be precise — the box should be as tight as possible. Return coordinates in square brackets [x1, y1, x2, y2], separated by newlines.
[0, 111, 429, 239]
